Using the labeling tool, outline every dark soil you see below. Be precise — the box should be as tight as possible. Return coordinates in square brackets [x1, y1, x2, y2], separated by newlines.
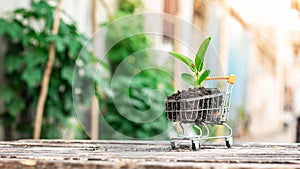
[167, 87, 220, 100]
[165, 87, 223, 124]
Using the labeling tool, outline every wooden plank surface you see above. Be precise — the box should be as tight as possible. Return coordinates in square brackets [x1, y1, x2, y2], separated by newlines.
[0, 140, 299, 168]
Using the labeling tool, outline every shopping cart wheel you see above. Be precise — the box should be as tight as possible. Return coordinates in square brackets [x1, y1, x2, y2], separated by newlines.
[171, 141, 176, 150]
[191, 140, 199, 150]
[225, 137, 233, 148]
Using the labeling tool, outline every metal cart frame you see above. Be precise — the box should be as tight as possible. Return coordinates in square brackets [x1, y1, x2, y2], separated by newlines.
[165, 75, 236, 150]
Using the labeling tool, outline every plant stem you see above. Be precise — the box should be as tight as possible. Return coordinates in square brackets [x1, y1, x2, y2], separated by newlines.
[90, 0, 99, 140]
[34, 0, 62, 139]
[195, 71, 199, 87]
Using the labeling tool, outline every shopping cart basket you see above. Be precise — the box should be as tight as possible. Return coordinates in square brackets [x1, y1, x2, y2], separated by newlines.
[165, 74, 236, 150]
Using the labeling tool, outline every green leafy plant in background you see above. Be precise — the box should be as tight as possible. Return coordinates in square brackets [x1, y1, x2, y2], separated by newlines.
[0, 0, 93, 139]
[168, 37, 211, 87]
[98, 0, 174, 139]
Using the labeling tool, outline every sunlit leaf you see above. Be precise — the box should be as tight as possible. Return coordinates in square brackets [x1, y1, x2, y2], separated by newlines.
[195, 37, 211, 71]
[46, 35, 66, 52]
[61, 66, 74, 85]
[21, 67, 42, 88]
[197, 70, 210, 87]
[168, 51, 195, 72]
[7, 22, 22, 39]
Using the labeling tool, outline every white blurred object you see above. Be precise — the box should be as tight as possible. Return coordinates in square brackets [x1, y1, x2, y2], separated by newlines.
[294, 88, 300, 117]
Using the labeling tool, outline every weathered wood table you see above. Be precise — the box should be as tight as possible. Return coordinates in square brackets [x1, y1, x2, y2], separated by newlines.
[0, 140, 299, 168]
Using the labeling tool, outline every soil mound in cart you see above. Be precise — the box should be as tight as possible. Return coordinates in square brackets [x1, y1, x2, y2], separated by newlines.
[167, 87, 220, 100]
[166, 87, 223, 123]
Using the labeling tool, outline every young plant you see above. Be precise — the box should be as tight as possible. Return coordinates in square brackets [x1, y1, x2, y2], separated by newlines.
[168, 37, 211, 87]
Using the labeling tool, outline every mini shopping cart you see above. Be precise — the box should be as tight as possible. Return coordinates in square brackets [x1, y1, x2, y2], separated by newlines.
[165, 74, 236, 150]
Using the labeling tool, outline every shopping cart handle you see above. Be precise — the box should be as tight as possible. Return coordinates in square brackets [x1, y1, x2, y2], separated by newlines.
[206, 74, 236, 84]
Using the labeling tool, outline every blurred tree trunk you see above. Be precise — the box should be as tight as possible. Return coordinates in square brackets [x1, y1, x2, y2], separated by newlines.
[193, 0, 207, 33]
[34, 0, 62, 139]
[90, 0, 99, 140]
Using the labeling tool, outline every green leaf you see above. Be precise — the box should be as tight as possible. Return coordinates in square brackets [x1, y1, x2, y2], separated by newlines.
[68, 40, 81, 57]
[48, 79, 60, 104]
[0, 19, 9, 36]
[130, 97, 146, 109]
[21, 34, 30, 46]
[168, 51, 195, 72]
[4, 55, 23, 73]
[14, 8, 27, 15]
[59, 22, 71, 36]
[31, 0, 54, 18]
[24, 51, 48, 68]
[61, 66, 74, 85]
[47, 105, 65, 124]
[105, 113, 122, 123]
[64, 95, 73, 112]
[7, 22, 23, 39]
[21, 67, 43, 88]
[7, 96, 25, 117]
[56, 39, 66, 53]
[195, 37, 211, 71]
[197, 70, 210, 87]
[46, 35, 66, 52]
[0, 85, 15, 103]
[181, 73, 196, 86]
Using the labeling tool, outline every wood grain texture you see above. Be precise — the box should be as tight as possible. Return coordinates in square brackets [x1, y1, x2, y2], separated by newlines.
[0, 140, 299, 169]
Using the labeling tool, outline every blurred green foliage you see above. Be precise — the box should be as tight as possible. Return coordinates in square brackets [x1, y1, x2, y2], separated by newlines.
[99, 0, 174, 139]
[0, 0, 92, 139]
[0, 0, 174, 140]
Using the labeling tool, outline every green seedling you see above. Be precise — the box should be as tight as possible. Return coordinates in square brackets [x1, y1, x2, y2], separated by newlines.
[168, 37, 211, 87]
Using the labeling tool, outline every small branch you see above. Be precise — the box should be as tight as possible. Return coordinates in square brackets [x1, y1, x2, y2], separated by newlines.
[34, 0, 62, 139]
[228, 6, 250, 31]
[98, 0, 114, 20]
[90, 0, 99, 140]
[92, 0, 98, 37]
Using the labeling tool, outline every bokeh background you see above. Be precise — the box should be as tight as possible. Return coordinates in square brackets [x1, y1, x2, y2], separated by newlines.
[0, 0, 299, 142]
